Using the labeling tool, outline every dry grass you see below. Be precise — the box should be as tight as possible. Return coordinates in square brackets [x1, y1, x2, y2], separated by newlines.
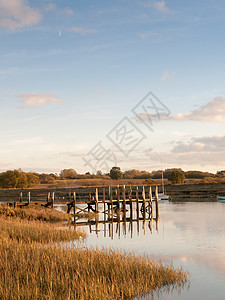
[0, 205, 72, 222]
[0, 238, 188, 300]
[0, 216, 85, 243]
[0, 210, 189, 299]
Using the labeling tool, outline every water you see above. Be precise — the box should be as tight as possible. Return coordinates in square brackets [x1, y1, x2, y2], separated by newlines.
[68, 201, 225, 300]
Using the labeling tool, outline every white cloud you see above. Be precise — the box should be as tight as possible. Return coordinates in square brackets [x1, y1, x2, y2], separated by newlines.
[153, 1, 169, 12]
[172, 135, 225, 153]
[161, 70, 176, 80]
[161, 70, 169, 80]
[18, 93, 63, 108]
[0, 0, 42, 30]
[44, 3, 74, 15]
[143, 135, 225, 169]
[137, 31, 160, 40]
[141, 1, 170, 13]
[170, 97, 225, 122]
[67, 27, 98, 35]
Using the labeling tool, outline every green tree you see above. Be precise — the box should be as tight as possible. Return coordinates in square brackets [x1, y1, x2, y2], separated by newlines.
[16, 172, 28, 189]
[166, 168, 185, 184]
[27, 173, 40, 187]
[60, 169, 77, 179]
[109, 166, 123, 180]
[39, 174, 55, 184]
[0, 170, 18, 188]
[0, 169, 34, 189]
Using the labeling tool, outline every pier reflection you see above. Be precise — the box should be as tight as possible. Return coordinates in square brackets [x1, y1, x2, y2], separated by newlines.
[74, 209, 159, 239]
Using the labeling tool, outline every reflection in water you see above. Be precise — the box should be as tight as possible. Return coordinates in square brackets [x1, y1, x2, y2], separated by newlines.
[57, 202, 225, 300]
[74, 207, 159, 239]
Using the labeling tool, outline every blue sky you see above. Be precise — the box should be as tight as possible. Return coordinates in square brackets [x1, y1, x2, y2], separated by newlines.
[1, 0, 225, 174]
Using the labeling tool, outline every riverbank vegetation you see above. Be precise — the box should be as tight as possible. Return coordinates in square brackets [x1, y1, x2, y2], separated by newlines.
[0, 205, 72, 222]
[0, 207, 189, 299]
[1, 167, 225, 189]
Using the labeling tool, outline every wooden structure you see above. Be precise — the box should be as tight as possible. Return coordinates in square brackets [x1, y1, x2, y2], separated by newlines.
[0, 185, 160, 218]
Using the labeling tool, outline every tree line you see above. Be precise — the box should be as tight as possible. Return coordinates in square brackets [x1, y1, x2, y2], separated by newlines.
[0, 167, 224, 189]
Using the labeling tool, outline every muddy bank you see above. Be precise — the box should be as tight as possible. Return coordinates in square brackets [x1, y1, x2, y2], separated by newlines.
[165, 183, 225, 201]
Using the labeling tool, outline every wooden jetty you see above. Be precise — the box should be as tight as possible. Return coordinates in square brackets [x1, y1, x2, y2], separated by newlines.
[0, 185, 160, 218]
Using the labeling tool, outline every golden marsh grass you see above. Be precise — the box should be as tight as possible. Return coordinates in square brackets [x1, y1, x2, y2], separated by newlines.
[0, 207, 189, 299]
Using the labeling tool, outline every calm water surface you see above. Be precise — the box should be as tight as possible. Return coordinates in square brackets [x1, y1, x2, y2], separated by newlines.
[72, 202, 225, 300]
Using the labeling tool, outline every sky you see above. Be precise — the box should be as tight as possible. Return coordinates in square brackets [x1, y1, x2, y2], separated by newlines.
[0, 0, 225, 174]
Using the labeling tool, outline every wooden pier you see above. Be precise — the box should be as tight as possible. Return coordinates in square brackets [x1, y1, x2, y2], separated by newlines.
[0, 185, 160, 219]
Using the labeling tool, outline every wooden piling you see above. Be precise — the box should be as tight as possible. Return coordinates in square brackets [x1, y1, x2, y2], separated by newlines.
[110, 187, 113, 213]
[73, 191, 76, 215]
[95, 188, 99, 213]
[136, 186, 139, 235]
[142, 186, 146, 213]
[103, 188, 106, 213]
[47, 192, 50, 203]
[117, 185, 120, 210]
[123, 185, 126, 212]
[155, 186, 159, 218]
[19, 192, 22, 203]
[51, 192, 55, 209]
[27, 192, 31, 207]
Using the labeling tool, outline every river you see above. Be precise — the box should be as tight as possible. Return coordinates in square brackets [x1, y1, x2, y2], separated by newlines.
[64, 201, 224, 300]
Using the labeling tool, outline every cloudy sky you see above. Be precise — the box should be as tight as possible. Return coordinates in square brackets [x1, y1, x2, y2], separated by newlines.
[1, 0, 225, 174]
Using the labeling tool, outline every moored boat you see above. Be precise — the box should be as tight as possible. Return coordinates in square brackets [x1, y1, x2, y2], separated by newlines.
[217, 195, 225, 203]
[158, 193, 172, 201]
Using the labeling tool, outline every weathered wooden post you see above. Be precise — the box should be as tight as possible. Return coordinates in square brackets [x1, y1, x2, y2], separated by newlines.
[27, 191, 31, 207]
[136, 186, 140, 235]
[142, 186, 146, 214]
[110, 187, 113, 213]
[103, 188, 106, 237]
[123, 185, 126, 212]
[47, 192, 50, 204]
[103, 188, 106, 213]
[95, 188, 99, 213]
[19, 192, 22, 203]
[136, 186, 139, 216]
[155, 186, 159, 218]
[51, 192, 55, 209]
[149, 186, 153, 215]
[117, 185, 120, 211]
[73, 191, 76, 215]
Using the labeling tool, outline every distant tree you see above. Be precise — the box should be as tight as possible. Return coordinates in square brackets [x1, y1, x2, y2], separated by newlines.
[96, 170, 102, 176]
[60, 169, 77, 179]
[26, 173, 40, 187]
[166, 168, 185, 184]
[185, 170, 213, 179]
[16, 172, 28, 188]
[0, 170, 18, 188]
[39, 174, 55, 184]
[123, 169, 152, 179]
[0, 169, 38, 189]
[216, 170, 225, 177]
[49, 173, 59, 180]
[151, 170, 163, 179]
[109, 166, 123, 180]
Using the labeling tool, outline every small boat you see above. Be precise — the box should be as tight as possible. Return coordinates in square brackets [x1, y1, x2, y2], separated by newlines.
[158, 165, 172, 202]
[217, 195, 225, 203]
[158, 193, 172, 201]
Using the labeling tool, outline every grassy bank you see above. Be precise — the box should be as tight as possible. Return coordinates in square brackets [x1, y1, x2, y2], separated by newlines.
[0, 205, 72, 222]
[0, 208, 189, 299]
[0, 216, 85, 243]
[0, 240, 188, 299]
